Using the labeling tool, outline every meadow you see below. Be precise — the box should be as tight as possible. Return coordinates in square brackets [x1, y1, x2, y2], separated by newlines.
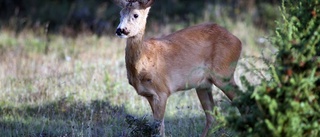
[0, 4, 276, 137]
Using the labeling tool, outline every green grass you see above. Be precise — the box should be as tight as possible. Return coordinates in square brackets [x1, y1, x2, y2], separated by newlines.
[0, 14, 273, 136]
[0, 30, 206, 136]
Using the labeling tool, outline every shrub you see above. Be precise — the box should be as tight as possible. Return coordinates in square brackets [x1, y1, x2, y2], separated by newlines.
[227, 0, 320, 136]
[125, 115, 161, 137]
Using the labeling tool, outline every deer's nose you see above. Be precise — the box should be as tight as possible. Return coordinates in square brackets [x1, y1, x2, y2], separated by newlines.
[116, 28, 122, 36]
[116, 28, 130, 36]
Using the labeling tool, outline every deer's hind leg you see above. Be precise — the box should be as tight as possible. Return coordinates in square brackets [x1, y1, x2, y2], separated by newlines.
[212, 77, 237, 101]
[210, 61, 239, 101]
[196, 86, 215, 137]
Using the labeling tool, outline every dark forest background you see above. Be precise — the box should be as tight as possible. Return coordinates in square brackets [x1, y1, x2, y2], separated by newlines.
[0, 0, 279, 35]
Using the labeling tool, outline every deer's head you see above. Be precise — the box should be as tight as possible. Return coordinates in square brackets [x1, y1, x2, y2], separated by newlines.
[115, 0, 154, 38]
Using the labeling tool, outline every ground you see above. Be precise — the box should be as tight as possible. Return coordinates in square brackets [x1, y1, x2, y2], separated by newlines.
[0, 19, 272, 136]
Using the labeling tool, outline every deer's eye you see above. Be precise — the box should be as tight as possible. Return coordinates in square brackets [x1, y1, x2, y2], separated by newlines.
[133, 14, 139, 18]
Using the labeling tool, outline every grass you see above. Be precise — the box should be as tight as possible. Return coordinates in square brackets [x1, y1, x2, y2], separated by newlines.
[0, 12, 275, 136]
[0, 30, 207, 136]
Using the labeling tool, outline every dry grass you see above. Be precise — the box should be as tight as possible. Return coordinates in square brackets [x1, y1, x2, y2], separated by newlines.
[0, 17, 273, 136]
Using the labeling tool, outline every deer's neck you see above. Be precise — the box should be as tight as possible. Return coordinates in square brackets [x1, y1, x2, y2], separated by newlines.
[125, 32, 145, 78]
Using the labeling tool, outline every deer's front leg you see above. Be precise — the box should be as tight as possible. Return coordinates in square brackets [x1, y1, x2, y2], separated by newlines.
[196, 87, 215, 137]
[145, 92, 168, 137]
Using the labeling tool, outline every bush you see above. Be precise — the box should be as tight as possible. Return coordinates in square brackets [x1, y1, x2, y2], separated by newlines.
[125, 115, 161, 137]
[227, 0, 320, 136]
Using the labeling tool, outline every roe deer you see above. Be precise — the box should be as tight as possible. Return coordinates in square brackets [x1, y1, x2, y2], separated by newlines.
[114, 0, 242, 136]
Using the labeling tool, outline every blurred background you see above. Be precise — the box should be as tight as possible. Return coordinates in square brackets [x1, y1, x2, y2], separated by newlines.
[0, 0, 279, 35]
[0, 0, 280, 136]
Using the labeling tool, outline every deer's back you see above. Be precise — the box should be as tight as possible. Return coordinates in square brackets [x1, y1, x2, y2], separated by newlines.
[144, 23, 242, 91]
[151, 23, 242, 70]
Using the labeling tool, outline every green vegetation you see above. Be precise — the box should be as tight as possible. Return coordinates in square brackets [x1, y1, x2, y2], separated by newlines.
[219, 1, 320, 137]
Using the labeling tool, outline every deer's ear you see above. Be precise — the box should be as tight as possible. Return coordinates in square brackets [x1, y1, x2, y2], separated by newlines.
[138, 0, 154, 9]
[114, 0, 127, 8]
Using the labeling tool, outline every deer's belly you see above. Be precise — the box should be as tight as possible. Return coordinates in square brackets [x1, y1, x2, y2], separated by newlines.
[169, 67, 212, 92]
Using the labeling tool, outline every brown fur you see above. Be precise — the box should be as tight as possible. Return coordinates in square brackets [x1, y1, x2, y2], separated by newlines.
[115, 1, 242, 136]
